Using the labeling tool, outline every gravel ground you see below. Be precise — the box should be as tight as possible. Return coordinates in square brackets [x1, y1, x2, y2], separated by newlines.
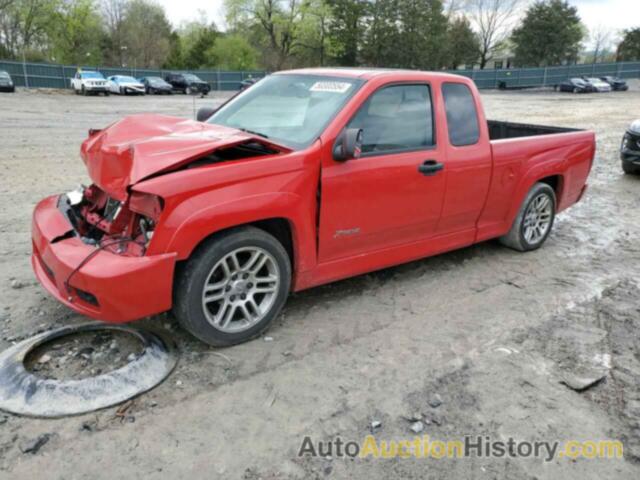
[1, 84, 640, 479]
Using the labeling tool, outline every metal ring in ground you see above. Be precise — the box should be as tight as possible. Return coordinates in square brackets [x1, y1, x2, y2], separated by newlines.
[0, 323, 177, 418]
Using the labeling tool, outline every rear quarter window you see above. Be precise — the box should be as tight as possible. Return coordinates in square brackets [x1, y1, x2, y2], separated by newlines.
[442, 83, 480, 146]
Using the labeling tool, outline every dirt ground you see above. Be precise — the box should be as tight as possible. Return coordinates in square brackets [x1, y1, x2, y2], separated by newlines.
[1, 83, 640, 479]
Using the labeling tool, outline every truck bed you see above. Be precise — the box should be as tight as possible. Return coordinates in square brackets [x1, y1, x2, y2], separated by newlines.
[488, 120, 581, 140]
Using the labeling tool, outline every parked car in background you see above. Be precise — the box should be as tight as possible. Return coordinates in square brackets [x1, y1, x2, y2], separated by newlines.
[0, 70, 14, 92]
[71, 71, 109, 96]
[558, 78, 594, 93]
[583, 77, 612, 92]
[240, 77, 258, 90]
[620, 119, 640, 175]
[139, 76, 173, 94]
[165, 72, 211, 95]
[600, 76, 629, 91]
[31, 69, 595, 346]
[107, 75, 145, 95]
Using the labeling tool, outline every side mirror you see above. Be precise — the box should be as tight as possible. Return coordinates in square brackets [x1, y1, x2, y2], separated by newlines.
[333, 128, 363, 162]
[196, 107, 216, 122]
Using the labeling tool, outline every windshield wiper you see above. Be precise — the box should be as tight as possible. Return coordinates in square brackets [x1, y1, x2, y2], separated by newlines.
[238, 127, 269, 139]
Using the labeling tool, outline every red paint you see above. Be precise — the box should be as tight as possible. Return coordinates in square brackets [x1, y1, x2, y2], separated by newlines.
[32, 69, 595, 323]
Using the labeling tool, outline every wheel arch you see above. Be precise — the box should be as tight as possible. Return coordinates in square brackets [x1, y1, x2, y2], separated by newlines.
[504, 170, 564, 236]
[537, 174, 564, 207]
[193, 218, 294, 268]
[173, 217, 296, 292]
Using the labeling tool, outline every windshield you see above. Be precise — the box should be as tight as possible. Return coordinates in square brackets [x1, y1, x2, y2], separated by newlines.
[81, 72, 104, 79]
[148, 77, 165, 84]
[0, 71, 9, 79]
[117, 76, 138, 83]
[208, 74, 363, 149]
[184, 74, 202, 82]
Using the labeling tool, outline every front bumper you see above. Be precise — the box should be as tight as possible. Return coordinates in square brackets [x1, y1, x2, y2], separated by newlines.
[621, 132, 640, 163]
[31, 195, 176, 322]
[85, 85, 108, 92]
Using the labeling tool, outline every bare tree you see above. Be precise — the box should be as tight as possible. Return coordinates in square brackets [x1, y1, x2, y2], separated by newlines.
[0, 0, 15, 13]
[466, 0, 522, 69]
[0, 0, 53, 58]
[226, 0, 307, 70]
[444, 0, 464, 20]
[590, 25, 613, 63]
[101, 0, 128, 65]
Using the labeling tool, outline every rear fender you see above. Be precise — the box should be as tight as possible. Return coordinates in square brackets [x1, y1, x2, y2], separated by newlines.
[506, 157, 566, 229]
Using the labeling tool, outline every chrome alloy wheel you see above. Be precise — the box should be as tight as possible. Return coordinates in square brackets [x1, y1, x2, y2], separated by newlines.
[201, 247, 280, 333]
[522, 193, 553, 244]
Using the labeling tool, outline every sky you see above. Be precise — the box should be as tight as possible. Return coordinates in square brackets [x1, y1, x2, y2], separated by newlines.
[157, 0, 639, 41]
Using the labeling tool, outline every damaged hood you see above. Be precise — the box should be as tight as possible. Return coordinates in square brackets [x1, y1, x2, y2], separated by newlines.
[81, 114, 282, 200]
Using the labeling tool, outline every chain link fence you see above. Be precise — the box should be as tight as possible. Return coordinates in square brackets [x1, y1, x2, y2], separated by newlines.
[0, 60, 266, 91]
[449, 61, 640, 89]
[1, 59, 639, 91]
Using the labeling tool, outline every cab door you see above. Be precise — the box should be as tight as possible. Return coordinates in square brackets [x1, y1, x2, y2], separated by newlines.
[436, 82, 492, 235]
[318, 83, 447, 263]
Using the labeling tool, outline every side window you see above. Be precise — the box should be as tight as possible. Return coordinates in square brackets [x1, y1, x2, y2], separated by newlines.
[348, 84, 433, 154]
[442, 82, 480, 146]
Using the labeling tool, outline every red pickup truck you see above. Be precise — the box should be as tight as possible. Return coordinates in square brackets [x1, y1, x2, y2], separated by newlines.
[32, 69, 595, 346]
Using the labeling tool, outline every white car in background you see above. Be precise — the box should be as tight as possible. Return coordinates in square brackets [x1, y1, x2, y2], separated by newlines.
[70, 71, 109, 96]
[107, 75, 145, 95]
[585, 77, 612, 92]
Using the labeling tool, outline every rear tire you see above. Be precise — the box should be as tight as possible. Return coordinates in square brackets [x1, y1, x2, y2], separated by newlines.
[499, 183, 556, 252]
[173, 226, 291, 346]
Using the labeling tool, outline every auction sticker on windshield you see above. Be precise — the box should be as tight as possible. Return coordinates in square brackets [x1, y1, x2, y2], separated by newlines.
[310, 81, 352, 93]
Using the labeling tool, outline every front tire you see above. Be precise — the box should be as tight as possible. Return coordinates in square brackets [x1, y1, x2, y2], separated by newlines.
[499, 183, 556, 252]
[173, 227, 291, 346]
[622, 160, 640, 175]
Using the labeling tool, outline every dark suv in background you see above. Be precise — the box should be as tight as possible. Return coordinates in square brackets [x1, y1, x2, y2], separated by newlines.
[164, 73, 211, 95]
[600, 76, 629, 91]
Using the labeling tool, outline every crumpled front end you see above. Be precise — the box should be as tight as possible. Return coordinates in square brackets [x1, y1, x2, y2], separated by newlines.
[31, 188, 176, 322]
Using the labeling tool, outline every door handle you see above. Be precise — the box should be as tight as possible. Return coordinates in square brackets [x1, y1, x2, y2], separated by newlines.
[417, 160, 444, 176]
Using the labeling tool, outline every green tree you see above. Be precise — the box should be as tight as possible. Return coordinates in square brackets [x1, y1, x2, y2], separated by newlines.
[225, 0, 307, 70]
[296, 0, 333, 66]
[326, 0, 366, 66]
[0, 0, 58, 59]
[179, 18, 218, 69]
[511, 0, 584, 67]
[396, 0, 448, 69]
[446, 16, 480, 69]
[49, 0, 104, 65]
[205, 34, 258, 69]
[617, 28, 640, 61]
[163, 30, 184, 68]
[120, 0, 172, 68]
[360, 0, 399, 67]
